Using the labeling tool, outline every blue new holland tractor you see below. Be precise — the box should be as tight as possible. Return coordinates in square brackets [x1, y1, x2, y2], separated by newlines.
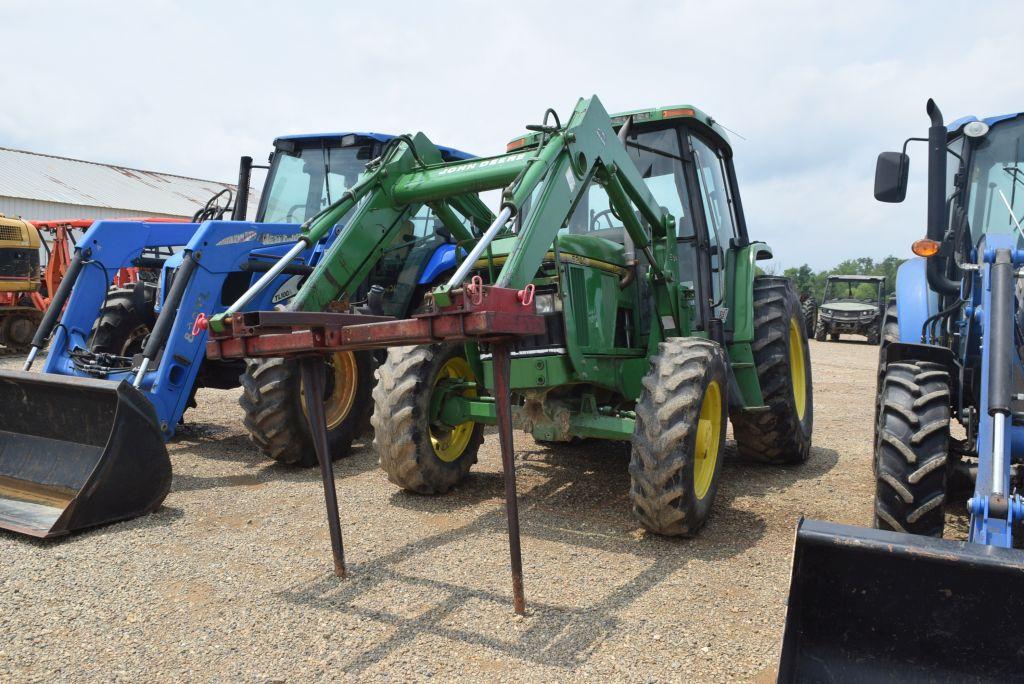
[0, 133, 475, 538]
[778, 100, 1024, 681]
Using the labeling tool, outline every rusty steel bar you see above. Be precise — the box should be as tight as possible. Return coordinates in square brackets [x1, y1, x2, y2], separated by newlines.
[491, 341, 525, 614]
[299, 356, 347, 578]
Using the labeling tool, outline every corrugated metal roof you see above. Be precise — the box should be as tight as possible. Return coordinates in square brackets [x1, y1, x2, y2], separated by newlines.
[0, 146, 260, 218]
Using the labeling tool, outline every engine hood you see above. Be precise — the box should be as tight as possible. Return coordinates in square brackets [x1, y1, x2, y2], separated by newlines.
[821, 302, 877, 314]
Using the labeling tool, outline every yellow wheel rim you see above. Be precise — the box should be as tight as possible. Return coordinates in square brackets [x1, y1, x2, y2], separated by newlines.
[789, 318, 808, 421]
[431, 356, 477, 462]
[301, 352, 358, 431]
[694, 380, 722, 500]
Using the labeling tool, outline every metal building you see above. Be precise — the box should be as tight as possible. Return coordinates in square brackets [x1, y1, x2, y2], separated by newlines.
[0, 146, 259, 221]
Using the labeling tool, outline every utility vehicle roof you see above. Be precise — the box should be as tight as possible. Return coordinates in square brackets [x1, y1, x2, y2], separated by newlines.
[826, 274, 885, 282]
[272, 132, 474, 161]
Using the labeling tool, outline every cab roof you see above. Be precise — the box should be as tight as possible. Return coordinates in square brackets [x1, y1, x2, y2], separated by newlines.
[507, 104, 735, 156]
[947, 112, 1024, 135]
[610, 104, 732, 150]
[273, 132, 474, 161]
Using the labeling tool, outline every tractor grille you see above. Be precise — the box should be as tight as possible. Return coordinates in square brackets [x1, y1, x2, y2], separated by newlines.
[0, 224, 25, 242]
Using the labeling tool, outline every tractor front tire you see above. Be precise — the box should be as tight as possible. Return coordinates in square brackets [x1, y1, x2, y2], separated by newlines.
[629, 337, 728, 537]
[732, 277, 813, 464]
[88, 282, 157, 356]
[874, 361, 950, 536]
[239, 352, 374, 467]
[373, 344, 484, 494]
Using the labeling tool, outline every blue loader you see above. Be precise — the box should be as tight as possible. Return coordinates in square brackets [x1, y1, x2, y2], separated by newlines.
[0, 132, 475, 538]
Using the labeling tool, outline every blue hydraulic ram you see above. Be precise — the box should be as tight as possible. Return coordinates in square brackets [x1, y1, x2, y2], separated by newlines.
[778, 101, 1024, 681]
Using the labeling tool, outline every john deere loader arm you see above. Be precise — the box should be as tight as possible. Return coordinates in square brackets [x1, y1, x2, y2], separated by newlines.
[208, 136, 494, 333]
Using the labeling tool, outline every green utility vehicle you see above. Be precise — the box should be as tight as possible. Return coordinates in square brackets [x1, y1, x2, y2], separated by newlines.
[209, 97, 814, 537]
[813, 274, 885, 344]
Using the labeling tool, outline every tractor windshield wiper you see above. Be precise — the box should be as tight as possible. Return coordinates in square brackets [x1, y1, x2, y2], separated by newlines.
[323, 144, 332, 206]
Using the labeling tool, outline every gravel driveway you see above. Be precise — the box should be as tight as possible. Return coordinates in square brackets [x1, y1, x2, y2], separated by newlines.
[0, 339, 883, 682]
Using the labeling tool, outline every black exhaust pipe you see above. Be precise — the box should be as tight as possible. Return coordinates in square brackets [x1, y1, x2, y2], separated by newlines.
[232, 156, 253, 221]
[925, 99, 960, 296]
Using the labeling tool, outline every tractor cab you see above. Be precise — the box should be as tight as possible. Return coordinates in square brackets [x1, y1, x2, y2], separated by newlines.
[247, 133, 475, 316]
[0, 213, 41, 294]
[505, 105, 757, 341]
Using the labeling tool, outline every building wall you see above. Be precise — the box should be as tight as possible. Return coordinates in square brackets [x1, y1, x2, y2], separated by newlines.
[0, 197, 183, 222]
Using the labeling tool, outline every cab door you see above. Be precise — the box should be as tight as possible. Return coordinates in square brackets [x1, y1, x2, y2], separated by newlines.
[687, 134, 742, 326]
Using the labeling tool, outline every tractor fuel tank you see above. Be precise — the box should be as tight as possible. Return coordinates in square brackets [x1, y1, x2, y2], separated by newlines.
[778, 518, 1024, 682]
[0, 370, 170, 537]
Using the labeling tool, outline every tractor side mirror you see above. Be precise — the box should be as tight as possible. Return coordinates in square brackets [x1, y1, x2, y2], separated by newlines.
[874, 151, 909, 203]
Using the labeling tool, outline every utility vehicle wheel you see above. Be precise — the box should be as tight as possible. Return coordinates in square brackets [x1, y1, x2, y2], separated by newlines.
[88, 283, 157, 356]
[830, 333, 840, 341]
[0, 313, 39, 351]
[732, 277, 813, 464]
[814, 321, 826, 342]
[239, 351, 374, 467]
[373, 344, 484, 494]
[629, 337, 728, 536]
[874, 360, 950, 536]
[800, 297, 817, 338]
[866, 329, 881, 345]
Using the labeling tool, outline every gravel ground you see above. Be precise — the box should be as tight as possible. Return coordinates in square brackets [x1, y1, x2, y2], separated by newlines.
[1, 339, 890, 682]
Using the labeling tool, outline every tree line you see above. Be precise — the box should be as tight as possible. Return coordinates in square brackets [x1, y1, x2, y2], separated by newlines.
[764, 256, 905, 300]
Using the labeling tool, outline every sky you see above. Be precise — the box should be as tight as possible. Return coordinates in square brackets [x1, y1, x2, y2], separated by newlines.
[1, 0, 1021, 271]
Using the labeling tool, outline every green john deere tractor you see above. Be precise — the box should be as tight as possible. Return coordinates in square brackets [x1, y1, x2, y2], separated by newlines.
[365, 101, 815, 535]
[209, 96, 814, 537]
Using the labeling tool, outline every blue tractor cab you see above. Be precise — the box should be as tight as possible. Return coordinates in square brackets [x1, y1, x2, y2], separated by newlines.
[778, 101, 1024, 681]
[0, 132, 477, 538]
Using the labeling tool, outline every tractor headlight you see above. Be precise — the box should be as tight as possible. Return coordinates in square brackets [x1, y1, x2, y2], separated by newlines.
[534, 293, 559, 314]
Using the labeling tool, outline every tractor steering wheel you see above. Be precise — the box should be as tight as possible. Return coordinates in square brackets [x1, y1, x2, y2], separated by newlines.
[590, 208, 618, 232]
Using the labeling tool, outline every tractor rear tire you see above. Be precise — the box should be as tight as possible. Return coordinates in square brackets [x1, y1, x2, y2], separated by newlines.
[732, 277, 813, 464]
[373, 344, 484, 494]
[800, 296, 817, 338]
[874, 361, 950, 536]
[239, 352, 374, 467]
[629, 337, 728, 537]
[88, 282, 157, 356]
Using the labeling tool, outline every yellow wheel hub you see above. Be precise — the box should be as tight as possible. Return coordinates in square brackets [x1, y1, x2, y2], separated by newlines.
[431, 356, 476, 462]
[789, 318, 808, 421]
[694, 380, 722, 500]
[301, 352, 358, 431]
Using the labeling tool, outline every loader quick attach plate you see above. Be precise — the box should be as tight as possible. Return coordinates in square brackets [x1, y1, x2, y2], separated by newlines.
[779, 519, 1024, 683]
[206, 284, 546, 359]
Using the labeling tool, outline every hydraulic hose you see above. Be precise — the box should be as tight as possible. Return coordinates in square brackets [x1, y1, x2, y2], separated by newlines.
[133, 251, 199, 387]
[23, 251, 85, 370]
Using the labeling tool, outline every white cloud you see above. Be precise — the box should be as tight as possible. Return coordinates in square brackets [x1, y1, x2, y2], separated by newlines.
[1, 0, 1021, 269]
